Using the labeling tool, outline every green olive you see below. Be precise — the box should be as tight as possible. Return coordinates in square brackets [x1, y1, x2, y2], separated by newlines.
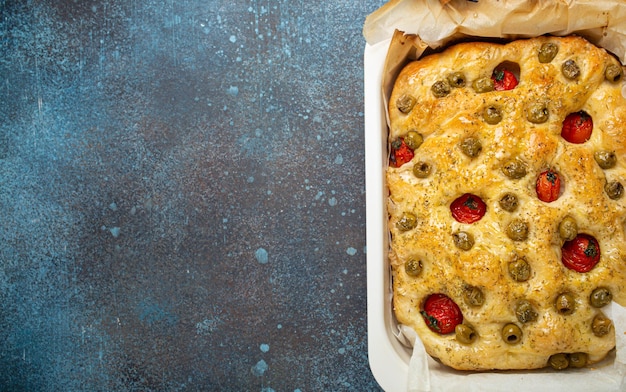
[502, 159, 527, 179]
[463, 285, 485, 307]
[526, 102, 549, 123]
[548, 353, 569, 370]
[455, 324, 477, 344]
[558, 216, 578, 242]
[509, 256, 531, 282]
[453, 231, 474, 251]
[460, 137, 482, 158]
[483, 105, 502, 125]
[605, 64, 623, 82]
[447, 72, 466, 88]
[501, 323, 522, 345]
[538, 42, 559, 63]
[515, 300, 538, 323]
[555, 292, 576, 315]
[592, 313, 613, 337]
[605, 180, 624, 200]
[472, 76, 495, 93]
[413, 161, 432, 178]
[499, 193, 519, 212]
[432, 80, 451, 98]
[405, 259, 423, 277]
[506, 219, 529, 241]
[590, 287, 612, 308]
[594, 150, 617, 169]
[404, 131, 424, 150]
[568, 352, 588, 368]
[562, 59, 581, 79]
[396, 212, 417, 231]
[396, 94, 416, 114]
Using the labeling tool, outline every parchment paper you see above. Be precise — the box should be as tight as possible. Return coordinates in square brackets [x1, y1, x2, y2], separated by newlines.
[363, 0, 626, 64]
[364, 1, 626, 390]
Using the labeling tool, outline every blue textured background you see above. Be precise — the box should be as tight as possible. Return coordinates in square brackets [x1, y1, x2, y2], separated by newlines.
[0, 0, 385, 390]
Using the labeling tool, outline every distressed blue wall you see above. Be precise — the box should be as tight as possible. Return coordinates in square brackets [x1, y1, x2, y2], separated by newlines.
[0, 0, 384, 390]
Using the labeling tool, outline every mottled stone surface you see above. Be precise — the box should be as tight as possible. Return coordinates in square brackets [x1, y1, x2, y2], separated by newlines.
[0, 0, 384, 390]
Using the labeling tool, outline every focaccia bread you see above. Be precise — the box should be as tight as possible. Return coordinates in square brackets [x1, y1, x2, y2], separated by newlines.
[387, 35, 626, 371]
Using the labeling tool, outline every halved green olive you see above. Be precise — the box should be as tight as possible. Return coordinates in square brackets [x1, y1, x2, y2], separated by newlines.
[447, 72, 466, 88]
[460, 137, 482, 158]
[538, 42, 558, 63]
[396, 94, 416, 113]
[506, 219, 529, 241]
[463, 285, 485, 307]
[605, 64, 623, 82]
[502, 323, 522, 345]
[405, 259, 423, 277]
[455, 324, 477, 344]
[558, 216, 578, 242]
[592, 313, 613, 337]
[499, 193, 519, 212]
[483, 105, 502, 124]
[515, 300, 538, 323]
[526, 102, 549, 123]
[432, 80, 451, 98]
[548, 353, 569, 370]
[413, 161, 432, 178]
[594, 150, 617, 169]
[404, 131, 423, 150]
[509, 256, 531, 282]
[472, 77, 495, 93]
[555, 292, 576, 315]
[568, 352, 588, 368]
[562, 59, 581, 79]
[590, 287, 612, 308]
[502, 159, 527, 179]
[453, 231, 474, 251]
[605, 180, 624, 200]
[396, 212, 417, 231]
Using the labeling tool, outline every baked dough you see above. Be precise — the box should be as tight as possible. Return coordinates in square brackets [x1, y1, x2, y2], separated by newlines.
[387, 35, 626, 370]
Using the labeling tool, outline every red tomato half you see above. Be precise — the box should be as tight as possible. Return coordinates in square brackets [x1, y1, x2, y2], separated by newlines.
[390, 138, 414, 168]
[450, 193, 487, 223]
[492, 69, 519, 91]
[421, 294, 463, 334]
[536, 170, 561, 202]
[561, 111, 593, 144]
[562, 234, 601, 273]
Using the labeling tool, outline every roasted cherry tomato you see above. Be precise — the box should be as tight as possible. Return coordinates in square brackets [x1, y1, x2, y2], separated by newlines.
[562, 233, 601, 273]
[561, 111, 593, 144]
[421, 293, 463, 334]
[491, 69, 518, 91]
[390, 138, 414, 168]
[450, 193, 487, 223]
[536, 169, 561, 202]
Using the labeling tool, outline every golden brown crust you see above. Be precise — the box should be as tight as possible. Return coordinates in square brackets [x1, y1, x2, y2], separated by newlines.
[387, 35, 626, 371]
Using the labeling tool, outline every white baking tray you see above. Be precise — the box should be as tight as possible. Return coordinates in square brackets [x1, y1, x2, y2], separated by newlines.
[364, 38, 626, 392]
[365, 37, 412, 392]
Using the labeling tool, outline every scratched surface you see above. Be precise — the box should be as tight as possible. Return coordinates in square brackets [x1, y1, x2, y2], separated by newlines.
[0, 0, 385, 390]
